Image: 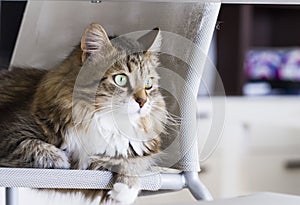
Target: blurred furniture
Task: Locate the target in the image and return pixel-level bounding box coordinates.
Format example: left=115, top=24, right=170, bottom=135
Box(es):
left=198, top=97, right=300, bottom=198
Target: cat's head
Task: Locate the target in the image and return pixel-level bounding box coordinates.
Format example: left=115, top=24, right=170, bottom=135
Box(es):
left=78, top=24, right=166, bottom=138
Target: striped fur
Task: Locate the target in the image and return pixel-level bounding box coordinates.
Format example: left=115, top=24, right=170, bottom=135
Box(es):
left=0, top=24, right=167, bottom=204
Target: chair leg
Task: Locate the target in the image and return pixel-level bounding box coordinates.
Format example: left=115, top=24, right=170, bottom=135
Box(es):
left=5, top=188, right=18, bottom=205
left=183, top=171, right=213, bottom=201
left=140, top=171, right=212, bottom=201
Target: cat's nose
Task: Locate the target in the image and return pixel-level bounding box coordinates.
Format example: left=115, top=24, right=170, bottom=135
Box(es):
left=134, top=89, right=147, bottom=108
left=135, top=97, right=147, bottom=108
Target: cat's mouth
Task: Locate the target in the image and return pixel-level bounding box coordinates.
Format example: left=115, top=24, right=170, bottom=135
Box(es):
left=127, top=98, right=150, bottom=116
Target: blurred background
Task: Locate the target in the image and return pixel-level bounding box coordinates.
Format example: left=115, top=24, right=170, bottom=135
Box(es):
left=215, top=4, right=300, bottom=96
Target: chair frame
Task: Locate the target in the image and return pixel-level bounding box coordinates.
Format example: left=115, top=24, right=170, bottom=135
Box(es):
left=3, top=170, right=212, bottom=205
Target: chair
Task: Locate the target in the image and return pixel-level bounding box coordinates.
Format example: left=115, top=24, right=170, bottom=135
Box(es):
left=1, top=1, right=221, bottom=204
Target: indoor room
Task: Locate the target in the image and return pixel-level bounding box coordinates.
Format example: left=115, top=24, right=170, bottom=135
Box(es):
left=0, top=1, right=299, bottom=205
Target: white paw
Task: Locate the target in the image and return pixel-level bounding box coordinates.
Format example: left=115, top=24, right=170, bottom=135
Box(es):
left=108, top=183, right=139, bottom=205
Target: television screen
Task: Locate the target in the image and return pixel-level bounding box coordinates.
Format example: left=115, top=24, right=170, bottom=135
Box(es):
left=244, top=48, right=300, bottom=95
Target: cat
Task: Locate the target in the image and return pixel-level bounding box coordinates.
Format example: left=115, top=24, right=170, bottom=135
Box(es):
left=0, top=23, right=168, bottom=205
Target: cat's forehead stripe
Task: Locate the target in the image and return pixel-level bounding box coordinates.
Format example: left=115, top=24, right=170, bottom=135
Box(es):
left=126, top=55, right=132, bottom=73
left=127, top=54, right=142, bottom=73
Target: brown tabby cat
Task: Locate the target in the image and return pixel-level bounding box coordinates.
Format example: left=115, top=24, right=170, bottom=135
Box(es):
left=0, top=24, right=167, bottom=204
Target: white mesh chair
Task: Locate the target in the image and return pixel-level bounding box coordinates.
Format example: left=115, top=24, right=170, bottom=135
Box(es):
left=1, top=1, right=220, bottom=204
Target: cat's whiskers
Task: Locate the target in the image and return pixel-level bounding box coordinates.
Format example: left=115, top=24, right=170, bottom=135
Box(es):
left=151, top=104, right=181, bottom=125
left=72, top=107, right=102, bottom=126
left=150, top=115, right=180, bottom=136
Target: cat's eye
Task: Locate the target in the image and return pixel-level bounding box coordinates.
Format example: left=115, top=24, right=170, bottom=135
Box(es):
left=114, top=74, right=128, bottom=87
left=145, top=78, right=153, bottom=90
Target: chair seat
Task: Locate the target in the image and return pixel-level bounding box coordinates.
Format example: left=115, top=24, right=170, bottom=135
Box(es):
left=0, top=168, right=161, bottom=191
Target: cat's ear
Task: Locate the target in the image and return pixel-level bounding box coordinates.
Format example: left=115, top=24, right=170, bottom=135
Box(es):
left=137, top=27, right=161, bottom=52
left=81, top=23, right=113, bottom=62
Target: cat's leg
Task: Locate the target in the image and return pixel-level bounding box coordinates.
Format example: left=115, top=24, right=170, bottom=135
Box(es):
left=88, top=156, right=142, bottom=205
left=3, top=139, right=70, bottom=169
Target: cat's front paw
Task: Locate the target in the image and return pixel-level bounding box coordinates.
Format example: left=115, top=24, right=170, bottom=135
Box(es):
left=20, top=139, right=70, bottom=169
left=107, top=183, right=139, bottom=205
left=36, top=147, right=70, bottom=169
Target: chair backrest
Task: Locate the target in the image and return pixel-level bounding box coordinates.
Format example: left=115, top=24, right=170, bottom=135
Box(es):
left=10, top=1, right=221, bottom=172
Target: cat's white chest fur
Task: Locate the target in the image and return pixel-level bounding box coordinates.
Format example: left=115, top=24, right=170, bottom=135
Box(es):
left=63, top=110, right=152, bottom=169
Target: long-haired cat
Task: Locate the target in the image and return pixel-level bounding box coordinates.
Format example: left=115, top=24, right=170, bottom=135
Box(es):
left=0, top=23, right=167, bottom=205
